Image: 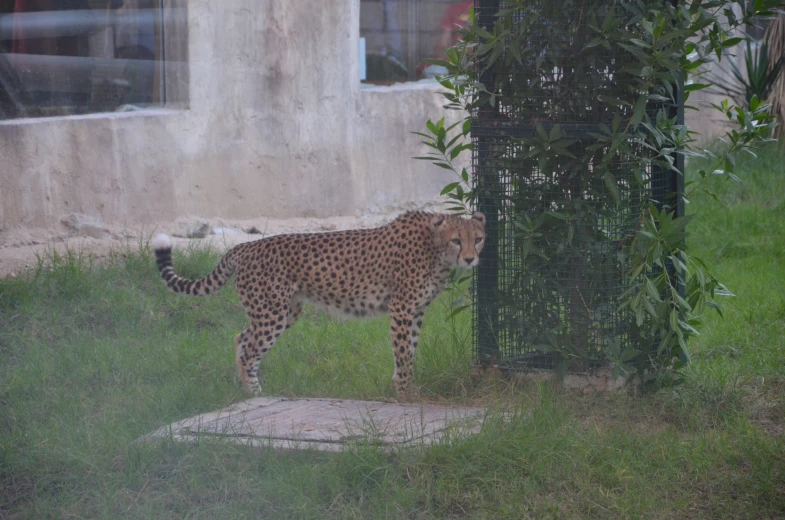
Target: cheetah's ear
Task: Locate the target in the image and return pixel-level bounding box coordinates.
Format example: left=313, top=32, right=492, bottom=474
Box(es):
left=471, top=211, right=486, bottom=226
left=430, top=215, right=445, bottom=229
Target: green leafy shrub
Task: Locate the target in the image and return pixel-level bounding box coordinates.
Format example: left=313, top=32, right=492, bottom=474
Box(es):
left=417, top=0, right=780, bottom=384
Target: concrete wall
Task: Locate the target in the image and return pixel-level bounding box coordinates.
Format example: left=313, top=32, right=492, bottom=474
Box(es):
left=0, top=0, right=746, bottom=240
left=0, top=0, right=460, bottom=237
left=686, top=88, right=736, bottom=145
left=684, top=47, right=747, bottom=145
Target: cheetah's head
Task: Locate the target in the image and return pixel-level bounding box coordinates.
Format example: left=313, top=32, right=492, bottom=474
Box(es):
left=432, top=212, right=487, bottom=269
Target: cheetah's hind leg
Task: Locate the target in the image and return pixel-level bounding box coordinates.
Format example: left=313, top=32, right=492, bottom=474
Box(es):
left=234, top=302, right=291, bottom=395
left=234, top=328, right=261, bottom=394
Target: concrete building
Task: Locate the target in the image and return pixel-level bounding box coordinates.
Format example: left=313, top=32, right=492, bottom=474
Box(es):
left=0, top=0, right=738, bottom=243
left=0, top=0, right=461, bottom=240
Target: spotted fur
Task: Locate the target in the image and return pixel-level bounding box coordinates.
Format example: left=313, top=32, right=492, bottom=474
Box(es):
left=153, top=211, right=486, bottom=399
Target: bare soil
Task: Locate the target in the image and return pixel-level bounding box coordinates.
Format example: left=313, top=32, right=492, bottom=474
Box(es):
left=0, top=213, right=399, bottom=278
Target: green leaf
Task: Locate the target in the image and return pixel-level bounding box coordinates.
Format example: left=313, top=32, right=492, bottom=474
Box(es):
left=669, top=309, right=679, bottom=333
left=603, top=172, right=620, bottom=205
left=433, top=162, right=454, bottom=170
left=440, top=182, right=461, bottom=195
left=619, top=348, right=640, bottom=363
left=684, top=82, right=711, bottom=92
left=446, top=305, right=470, bottom=320
left=631, top=95, right=648, bottom=128
left=721, top=36, right=745, bottom=48
left=556, top=359, right=572, bottom=380
left=535, top=122, right=549, bottom=141
left=645, top=278, right=661, bottom=301
left=585, top=37, right=606, bottom=49
left=598, top=95, right=632, bottom=107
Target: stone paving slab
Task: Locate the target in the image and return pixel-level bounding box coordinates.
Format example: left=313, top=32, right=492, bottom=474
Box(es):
left=143, top=397, right=487, bottom=452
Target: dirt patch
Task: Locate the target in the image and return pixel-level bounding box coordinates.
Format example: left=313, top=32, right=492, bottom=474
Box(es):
left=748, top=380, right=785, bottom=437
left=470, top=364, right=633, bottom=395
left=0, top=213, right=405, bottom=278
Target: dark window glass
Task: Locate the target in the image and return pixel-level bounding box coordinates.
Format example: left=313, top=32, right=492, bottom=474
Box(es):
left=360, top=0, right=472, bottom=84
left=0, top=0, right=166, bottom=120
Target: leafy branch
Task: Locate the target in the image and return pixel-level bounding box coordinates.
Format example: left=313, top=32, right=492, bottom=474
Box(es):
left=413, top=117, right=473, bottom=213
left=415, top=0, right=781, bottom=384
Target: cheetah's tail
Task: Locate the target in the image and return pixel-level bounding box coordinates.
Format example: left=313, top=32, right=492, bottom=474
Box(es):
left=152, top=234, right=238, bottom=296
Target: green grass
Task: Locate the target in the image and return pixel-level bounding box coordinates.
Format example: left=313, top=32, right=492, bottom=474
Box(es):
left=1, top=146, right=784, bottom=518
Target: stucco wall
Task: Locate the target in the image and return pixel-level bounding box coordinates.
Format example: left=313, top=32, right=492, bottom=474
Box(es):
left=0, top=0, right=745, bottom=241
left=0, top=0, right=460, bottom=237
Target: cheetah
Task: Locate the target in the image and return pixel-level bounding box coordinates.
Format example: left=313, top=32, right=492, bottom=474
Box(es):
left=152, top=211, right=486, bottom=399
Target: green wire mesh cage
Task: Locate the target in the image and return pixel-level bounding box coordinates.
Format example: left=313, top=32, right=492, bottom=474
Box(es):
left=471, top=0, right=683, bottom=374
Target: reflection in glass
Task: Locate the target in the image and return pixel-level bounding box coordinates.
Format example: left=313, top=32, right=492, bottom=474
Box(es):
left=360, top=0, right=473, bottom=84
left=0, top=0, right=164, bottom=120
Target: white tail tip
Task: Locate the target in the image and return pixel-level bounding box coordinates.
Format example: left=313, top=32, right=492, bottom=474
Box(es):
left=152, top=233, right=172, bottom=251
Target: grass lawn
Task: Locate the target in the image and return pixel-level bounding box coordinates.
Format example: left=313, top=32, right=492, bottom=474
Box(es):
left=1, top=146, right=784, bottom=519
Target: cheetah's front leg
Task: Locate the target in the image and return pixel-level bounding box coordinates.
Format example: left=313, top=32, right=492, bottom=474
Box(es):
left=389, top=306, right=416, bottom=400
left=409, top=310, right=425, bottom=364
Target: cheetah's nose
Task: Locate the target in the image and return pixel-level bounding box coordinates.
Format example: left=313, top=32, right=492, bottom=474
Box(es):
left=464, top=257, right=475, bottom=264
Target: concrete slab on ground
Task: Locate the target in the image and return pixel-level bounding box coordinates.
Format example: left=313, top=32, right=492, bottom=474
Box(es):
left=143, top=397, right=487, bottom=452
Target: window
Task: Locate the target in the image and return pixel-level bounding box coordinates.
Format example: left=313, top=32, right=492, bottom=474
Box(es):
left=0, top=0, right=179, bottom=120
left=360, top=0, right=472, bottom=84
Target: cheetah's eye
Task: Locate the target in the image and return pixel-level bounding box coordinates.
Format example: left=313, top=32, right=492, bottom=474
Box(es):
left=452, top=238, right=461, bottom=246
left=475, top=237, right=484, bottom=245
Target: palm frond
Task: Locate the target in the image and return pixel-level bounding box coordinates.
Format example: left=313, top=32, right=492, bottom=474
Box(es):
left=766, top=13, right=785, bottom=139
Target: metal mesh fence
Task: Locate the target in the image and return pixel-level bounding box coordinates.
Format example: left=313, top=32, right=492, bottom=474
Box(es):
left=471, top=0, right=681, bottom=372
